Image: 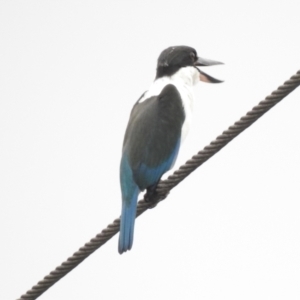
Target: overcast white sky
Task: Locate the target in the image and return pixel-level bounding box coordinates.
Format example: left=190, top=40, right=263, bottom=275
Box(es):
left=1, top=1, right=300, bottom=299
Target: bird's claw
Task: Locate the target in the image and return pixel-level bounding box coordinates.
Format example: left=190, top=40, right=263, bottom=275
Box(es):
left=144, top=190, right=170, bottom=209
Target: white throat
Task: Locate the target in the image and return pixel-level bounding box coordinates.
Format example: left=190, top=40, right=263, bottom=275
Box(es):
left=139, top=66, right=199, bottom=141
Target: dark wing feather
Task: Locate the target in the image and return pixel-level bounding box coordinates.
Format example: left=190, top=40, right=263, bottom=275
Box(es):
left=122, top=84, right=185, bottom=190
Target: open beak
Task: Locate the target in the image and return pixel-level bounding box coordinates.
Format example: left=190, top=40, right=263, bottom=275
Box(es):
left=195, top=56, right=224, bottom=83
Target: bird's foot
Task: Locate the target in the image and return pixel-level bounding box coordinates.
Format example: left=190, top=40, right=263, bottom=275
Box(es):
left=144, top=184, right=169, bottom=208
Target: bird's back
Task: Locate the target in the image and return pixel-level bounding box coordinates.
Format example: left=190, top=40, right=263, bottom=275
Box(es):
left=122, top=84, right=185, bottom=190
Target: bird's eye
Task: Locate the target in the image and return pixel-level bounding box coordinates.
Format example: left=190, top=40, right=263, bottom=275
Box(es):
left=190, top=52, right=196, bottom=61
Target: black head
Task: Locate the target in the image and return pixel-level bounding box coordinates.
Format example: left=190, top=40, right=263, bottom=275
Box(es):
left=155, top=45, right=223, bottom=83
left=156, top=46, right=196, bottom=78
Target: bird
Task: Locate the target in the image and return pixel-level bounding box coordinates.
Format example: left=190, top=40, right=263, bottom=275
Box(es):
left=119, top=45, right=223, bottom=254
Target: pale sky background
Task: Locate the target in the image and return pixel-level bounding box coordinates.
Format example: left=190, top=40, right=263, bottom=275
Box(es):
left=1, top=1, right=300, bottom=299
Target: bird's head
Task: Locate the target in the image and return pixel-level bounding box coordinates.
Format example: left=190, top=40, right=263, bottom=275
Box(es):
left=156, top=45, right=223, bottom=83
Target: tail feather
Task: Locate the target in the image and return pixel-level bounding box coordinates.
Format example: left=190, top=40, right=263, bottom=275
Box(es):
left=118, top=187, right=139, bottom=254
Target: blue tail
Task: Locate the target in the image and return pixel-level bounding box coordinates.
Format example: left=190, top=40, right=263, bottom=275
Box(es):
left=119, top=189, right=139, bottom=254
left=119, top=155, right=140, bottom=254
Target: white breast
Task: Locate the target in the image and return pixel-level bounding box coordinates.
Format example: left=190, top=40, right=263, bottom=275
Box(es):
left=139, top=66, right=199, bottom=142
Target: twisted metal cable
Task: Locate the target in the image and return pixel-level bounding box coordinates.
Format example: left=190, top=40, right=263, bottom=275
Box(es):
left=17, top=70, right=300, bottom=300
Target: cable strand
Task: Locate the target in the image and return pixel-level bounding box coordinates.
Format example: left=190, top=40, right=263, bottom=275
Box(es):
left=17, top=70, right=300, bottom=300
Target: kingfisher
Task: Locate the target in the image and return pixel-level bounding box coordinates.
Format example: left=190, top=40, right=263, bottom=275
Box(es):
left=119, top=45, right=223, bottom=254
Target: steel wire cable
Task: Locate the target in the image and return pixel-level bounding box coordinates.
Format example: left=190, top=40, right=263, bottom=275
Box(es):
left=17, top=70, right=300, bottom=300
